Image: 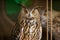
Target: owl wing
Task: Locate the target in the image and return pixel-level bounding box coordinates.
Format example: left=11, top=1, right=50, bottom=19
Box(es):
left=11, top=22, right=21, bottom=40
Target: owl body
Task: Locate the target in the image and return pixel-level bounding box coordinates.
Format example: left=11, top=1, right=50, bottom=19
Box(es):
left=17, top=8, right=42, bottom=40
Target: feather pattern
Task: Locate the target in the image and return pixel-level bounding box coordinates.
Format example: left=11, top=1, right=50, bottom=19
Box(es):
left=11, top=7, right=42, bottom=40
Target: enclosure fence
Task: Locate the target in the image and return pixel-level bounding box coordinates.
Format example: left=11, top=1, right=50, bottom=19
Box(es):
left=47, top=0, right=52, bottom=40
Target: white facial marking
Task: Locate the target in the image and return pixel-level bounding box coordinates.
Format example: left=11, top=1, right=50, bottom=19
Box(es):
left=26, top=12, right=34, bottom=18
left=30, top=12, right=34, bottom=17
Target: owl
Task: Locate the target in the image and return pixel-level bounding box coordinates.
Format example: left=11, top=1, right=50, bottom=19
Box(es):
left=40, top=9, right=60, bottom=40
left=11, top=7, right=42, bottom=40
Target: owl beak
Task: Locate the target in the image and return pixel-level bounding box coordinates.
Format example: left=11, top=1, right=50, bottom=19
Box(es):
left=26, top=13, right=34, bottom=19
left=28, top=13, right=30, bottom=17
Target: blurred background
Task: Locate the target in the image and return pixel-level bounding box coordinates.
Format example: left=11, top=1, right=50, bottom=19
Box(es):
left=0, top=0, right=60, bottom=40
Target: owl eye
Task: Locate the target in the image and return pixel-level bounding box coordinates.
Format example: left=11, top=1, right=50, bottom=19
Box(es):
left=32, top=10, right=35, bottom=14
left=23, top=8, right=28, bottom=13
left=31, top=8, right=39, bottom=14
left=21, top=8, right=28, bottom=14
left=44, top=13, right=47, bottom=16
left=25, top=9, right=28, bottom=13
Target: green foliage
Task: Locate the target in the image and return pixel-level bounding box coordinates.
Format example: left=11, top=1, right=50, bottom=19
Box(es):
left=15, top=0, right=32, bottom=7
left=5, top=0, right=32, bottom=21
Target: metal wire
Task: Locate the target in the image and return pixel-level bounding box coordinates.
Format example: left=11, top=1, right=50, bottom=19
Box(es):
left=47, top=0, right=48, bottom=40
left=50, top=0, right=52, bottom=40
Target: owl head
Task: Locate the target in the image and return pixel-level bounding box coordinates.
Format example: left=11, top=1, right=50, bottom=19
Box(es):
left=18, top=6, right=41, bottom=23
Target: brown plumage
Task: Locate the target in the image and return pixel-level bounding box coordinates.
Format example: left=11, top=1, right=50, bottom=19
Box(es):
left=11, top=7, right=42, bottom=40
left=18, top=7, right=42, bottom=40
